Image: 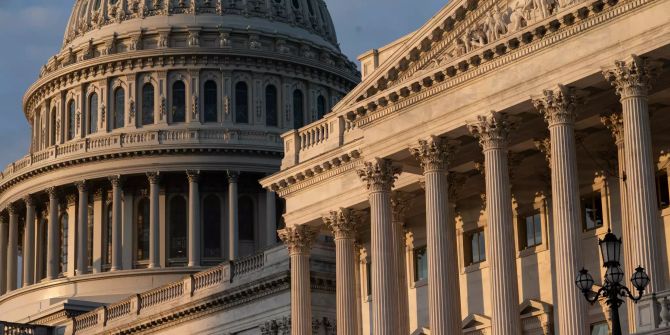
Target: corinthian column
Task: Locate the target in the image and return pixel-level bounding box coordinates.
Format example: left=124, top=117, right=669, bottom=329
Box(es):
left=75, top=181, right=89, bottom=275
left=603, top=56, right=663, bottom=292
left=410, top=137, right=462, bottom=335
left=357, top=158, right=402, bottom=335
left=187, top=170, right=201, bottom=267
left=391, top=193, right=411, bottom=335
left=7, top=204, right=18, bottom=291
left=468, top=112, right=521, bottom=335
left=147, top=172, right=161, bottom=268
left=533, top=86, right=587, bottom=335
left=109, top=176, right=123, bottom=271
left=324, top=208, right=360, bottom=335
left=0, top=215, right=7, bottom=294
left=602, top=113, right=635, bottom=332
left=46, top=188, right=60, bottom=280
left=23, top=195, right=36, bottom=286
left=279, top=225, right=318, bottom=335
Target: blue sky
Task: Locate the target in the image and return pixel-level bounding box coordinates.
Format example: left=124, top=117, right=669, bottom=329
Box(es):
left=0, top=0, right=446, bottom=168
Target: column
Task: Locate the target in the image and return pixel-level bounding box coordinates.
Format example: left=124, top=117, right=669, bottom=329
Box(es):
left=278, top=225, right=318, bottom=335
left=0, top=215, right=7, bottom=294
left=23, top=196, right=36, bottom=286
left=533, top=86, right=587, bottom=335
left=187, top=170, right=201, bottom=267
left=468, top=112, right=521, bottom=335
left=410, top=138, right=462, bottom=335
left=147, top=172, right=161, bottom=268
left=76, top=181, right=89, bottom=275
left=109, top=176, right=123, bottom=271
left=602, top=113, right=636, bottom=333
left=46, top=187, right=59, bottom=280
left=35, top=211, right=45, bottom=281
left=390, top=194, right=412, bottom=335
left=7, top=204, right=18, bottom=291
left=228, top=171, right=239, bottom=260
left=265, top=189, right=277, bottom=247
left=603, top=56, right=663, bottom=292
left=324, top=209, right=359, bottom=335
left=356, top=158, right=402, bottom=335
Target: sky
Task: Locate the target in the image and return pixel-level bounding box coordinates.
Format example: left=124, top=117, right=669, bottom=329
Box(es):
left=0, top=0, right=446, bottom=168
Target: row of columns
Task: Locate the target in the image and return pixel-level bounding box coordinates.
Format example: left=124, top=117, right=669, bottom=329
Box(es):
left=279, top=56, right=664, bottom=335
left=0, top=170, right=248, bottom=295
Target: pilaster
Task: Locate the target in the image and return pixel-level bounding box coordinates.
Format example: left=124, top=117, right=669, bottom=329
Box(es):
left=147, top=172, right=161, bottom=268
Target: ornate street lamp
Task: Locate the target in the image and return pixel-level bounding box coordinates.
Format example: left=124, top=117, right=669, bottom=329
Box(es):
left=575, top=230, right=650, bottom=335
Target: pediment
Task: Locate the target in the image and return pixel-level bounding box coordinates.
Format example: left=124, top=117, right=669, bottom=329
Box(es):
left=520, top=299, right=553, bottom=316
left=410, top=327, right=431, bottom=335
left=462, top=313, right=492, bottom=329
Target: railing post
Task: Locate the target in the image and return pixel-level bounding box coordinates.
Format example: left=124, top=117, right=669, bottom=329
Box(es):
left=130, top=294, right=141, bottom=315
left=185, top=274, right=195, bottom=296
left=280, top=130, right=300, bottom=168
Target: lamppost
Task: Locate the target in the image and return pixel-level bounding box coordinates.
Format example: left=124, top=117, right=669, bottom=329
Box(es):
left=574, top=230, right=650, bottom=335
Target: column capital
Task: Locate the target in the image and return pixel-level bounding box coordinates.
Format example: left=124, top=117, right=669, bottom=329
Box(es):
left=75, top=180, right=88, bottom=193
left=23, top=195, right=35, bottom=207
left=534, top=137, right=551, bottom=165
left=409, top=136, right=458, bottom=172
left=146, top=171, right=161, bottom=184
left=601, top=112, right=625, bottom=145
left=323, top=208, right=360, bottom=240
left=603, top=55, right=656, bottom=99
left=532, top=85, right=578, bottom=126
left=356, top=158, right=401, bottom=193
left=46, top=186, right=59, bottom=199
left=66, top=193, right=78, bottom=206
left=93, top=188, right=105, bottom=201
left=227, top=170, right=240, bottom=183
left=278, top=225, right=319, bottom=256
left=108, top=175, right=123, bottom=188
left=6, top=203, right=18, bottom=215
left=391, top=192, right=412, bottom=223
left=467, top=111, right=513, bottom=150
left=186, top=170, right=201, bottom=183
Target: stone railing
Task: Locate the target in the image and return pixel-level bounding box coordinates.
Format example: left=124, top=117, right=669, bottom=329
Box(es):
left=0, top=127, right=283, bottom=188
left=69, top=248, right=273, bottom=334
left=0, top=321, right=54, bottom=335
left=635, top=290, right=670, bottom=334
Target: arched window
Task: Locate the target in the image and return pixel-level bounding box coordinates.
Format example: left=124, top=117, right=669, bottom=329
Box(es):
left=202, top=195, right=221, bottom=258
left=50, top=107, right=57, bottom=145
left=293, top=89, right=304, bottom=129
left=169, top=196, right=188, bottom=261
left=235, top=82, right=249, bottom=124
left=59, top=213, right=68, bottom=274
left=172, top=81, right=186, bottom=123
left=317, top=95, right=327, bottom=119
left=142, top=84, right=155, bottom=126
left=265, top=85, right=278, bottom=127
left=204, top=81, right=218, bottom=123
left=67, top=100, right=76, bottom=140
left=136, top=198, right=150, bottom=262
left=113, top=87, right=125, bottom=129
left=239, top=196, right=254, bottom=241
left=89, top=93, right=98, bottom=134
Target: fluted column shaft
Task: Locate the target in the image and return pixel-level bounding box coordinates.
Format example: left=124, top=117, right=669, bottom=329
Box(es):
left=0, top=216, right=7, bottom=294
left=534, top=87, right=587, bottom=335
left=279, top=225, right=318, bottom=335
left=228, top=171, right=239, bottom=260
left=147, top=172, right=160, bottom=268
left=604, top=57, right=663, bottom=292
left=325, top=209, right=360, bottom=335
left=76, top=182, right=89, bottom=275
left=469, top=112, right=521, bottom=335
left=187, top=170, right=201, bottom=267
left=23, top=197, right=36, bottom=286
left=357, top=159, right=402, bottom=335
left=391, top=197, right=411, bottom=335
left=7, top=205, right=18, bottom=291
left=110, top=176, right=123, bottom=271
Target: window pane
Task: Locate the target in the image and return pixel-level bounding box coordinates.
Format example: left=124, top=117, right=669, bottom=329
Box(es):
left=204, top=81, right=218, bottom=123
left=114, top=88, right=125, bottom=129
left=169, top=197, right=187, bottom=260
left=89, top=93, right=98, bottom=134
left=203, top=195, right=221, bottom=258
left=105, top=203, right=113, bottom=265
left=591, top=322, right=609, bottom=335
left=479, top=232, right=486, bottom=262
left=266, top=85, right=278, bottom=127
left=471, top=233, right=479, bottom=264
left=142, top=84, right=155, bottom=125
left=172, top=81, right=186, bottom=123
left=136, top=198, right=150, bottom=261
left=534, top=214, right=542, bottom=246
left=235, top=82, right=249, bottom=124
left=60, top=213, right=68, bottom=273
left=583, top=193, right=603, bottom=230
left=525, top=216, right=534, bottom=248
left=414, top=247, right=428, bottom=282
left=68, top=101, right=76, bottom=140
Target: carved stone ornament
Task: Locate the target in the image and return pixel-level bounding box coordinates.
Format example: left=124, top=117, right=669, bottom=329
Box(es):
left=109, top=175, right=123, bottom=188
left=603, top=55, right=656, bottom=99
left=191, top=95, right=199, bottom=120
left=391, top=192, right=412, bottom=222
left=532, top=84, right=578, bottom=126
left=409, top=136, right=458, bottom=172
left=601, top=112, right=625, bottom=145
left=467, top=111, right=513, bottom=150
left=159, top=96, right=167, bottom=120
left=323, top=208, right=360, bottom=240
left=356, top=158, right=402, bottom=193
left=186, top=170, right=201, bottom=183
left=278, top=225, right=319, bottom=256
left=146, top=171, right=161, bottom=184
left=534, top=137, right=552, bottom=164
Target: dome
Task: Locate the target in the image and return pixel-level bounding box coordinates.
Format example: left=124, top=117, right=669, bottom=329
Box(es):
left=63, top=0, right=340, bottom=51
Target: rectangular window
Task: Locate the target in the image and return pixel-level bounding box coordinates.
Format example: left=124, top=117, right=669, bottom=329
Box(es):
left=582, top=192, right=604, bottom=231
left=413, top=246, right=428, bottom=282
left=590, top=322, right=609, bottom=335
left=656, top=171, right=669, bottom=209
left=466, top=230, right=486, bottom=265
left=522, top=213, right=543, bottom=249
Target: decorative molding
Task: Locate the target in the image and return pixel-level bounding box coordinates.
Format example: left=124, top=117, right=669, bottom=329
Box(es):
left=467, top=111, right=513, bottom=150
left=602, top=55, right=657, bottom=99
left=278, top=225, right=319, bottom=256
left=323, top=208, right=361, bottom=240
left=409, top=136, right=459, bottom=172
left=532, top=85, right=579, bottom=126
left=356, top=158, right=402, bottom=193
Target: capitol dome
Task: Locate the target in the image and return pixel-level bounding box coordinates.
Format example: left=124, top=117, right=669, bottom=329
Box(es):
left=0, top=0, right=358, bottom=329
